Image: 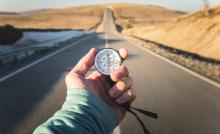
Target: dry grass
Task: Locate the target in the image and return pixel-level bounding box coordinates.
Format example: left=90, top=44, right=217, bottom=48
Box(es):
left=0, top=5, right=105, bottom=30
left=0, top=3, right=184, bottom=31
left=124, top=4, right=220, bottom=60
left=110, top=3, right=184, bottom=30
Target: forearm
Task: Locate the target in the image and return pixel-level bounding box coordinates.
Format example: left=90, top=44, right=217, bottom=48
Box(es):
left=34, top=89, right=119, bottom=134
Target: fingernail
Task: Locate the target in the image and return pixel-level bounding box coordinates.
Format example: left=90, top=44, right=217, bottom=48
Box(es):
left=116, top=97, right=124, bottom=104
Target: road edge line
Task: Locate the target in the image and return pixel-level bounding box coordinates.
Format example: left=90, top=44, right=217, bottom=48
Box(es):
left=0, top=34, right=94, bottom=83
left=125, top=36, right=220, bottom=89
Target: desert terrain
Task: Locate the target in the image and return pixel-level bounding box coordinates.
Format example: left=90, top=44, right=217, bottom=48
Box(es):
left=124, top=4, right=220, bottom=60
left=0, top=5, right=105, bottom=30
left=0, top=3, right=183, bottom=44
left=111, top=3, right=184, bottom=31
left=0, top=3, right=183, bottom=30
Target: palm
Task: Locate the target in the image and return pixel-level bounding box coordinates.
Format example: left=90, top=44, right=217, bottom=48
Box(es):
left=87, top=72, right=125, bottom=120
left=66, top=71, right=125, bottom=120
left=65, top=48, right=132, bottom=120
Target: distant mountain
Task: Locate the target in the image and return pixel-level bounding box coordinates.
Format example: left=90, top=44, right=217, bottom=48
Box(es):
left=21, top=9, right=53, bottom=15
left=0, top=9, right=52, bottom=15
left=0, top=12, right=18, bottom=15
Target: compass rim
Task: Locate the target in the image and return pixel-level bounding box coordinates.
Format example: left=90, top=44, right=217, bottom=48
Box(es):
left=94, top=48, right=122, bottom=76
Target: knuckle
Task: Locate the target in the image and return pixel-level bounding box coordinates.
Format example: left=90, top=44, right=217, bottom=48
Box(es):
left=119, top=66, right=129, bottom=77
left=117, top=81, right=126, bottom=90
left=129, top=88, right=137, bottom=99
left=112, top=65, right=129, bottom=81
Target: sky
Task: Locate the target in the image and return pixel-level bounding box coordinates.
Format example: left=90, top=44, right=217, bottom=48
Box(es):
left=0, top=0, right=220, bottom=12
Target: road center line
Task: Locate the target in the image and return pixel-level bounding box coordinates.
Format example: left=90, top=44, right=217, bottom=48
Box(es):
left=0, top=34, right=93, bottom=83
left=105, top=33, right=109, bottom=48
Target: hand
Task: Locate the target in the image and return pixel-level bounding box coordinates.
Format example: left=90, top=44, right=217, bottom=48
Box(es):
left=65, top=48, right=136, bottom=120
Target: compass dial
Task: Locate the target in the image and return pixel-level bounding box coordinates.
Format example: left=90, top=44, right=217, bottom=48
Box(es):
left=95, top=48, right=122, bottom=75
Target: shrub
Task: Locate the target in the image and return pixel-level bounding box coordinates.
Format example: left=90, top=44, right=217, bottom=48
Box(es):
left=0, top=25, right=23, bottom=45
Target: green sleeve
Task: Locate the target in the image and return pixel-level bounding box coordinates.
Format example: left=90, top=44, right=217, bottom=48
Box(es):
left=33, top=89, right=119, bottom=134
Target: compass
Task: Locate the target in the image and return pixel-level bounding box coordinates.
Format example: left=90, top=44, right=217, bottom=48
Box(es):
left=94, top=48, right=122, bottom=75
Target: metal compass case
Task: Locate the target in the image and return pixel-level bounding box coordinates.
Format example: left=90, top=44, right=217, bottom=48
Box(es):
left=94, top=48, right=122, bottom=76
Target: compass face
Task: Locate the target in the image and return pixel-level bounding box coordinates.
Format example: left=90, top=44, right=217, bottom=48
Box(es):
left=95, top=48, right=122, bottom=75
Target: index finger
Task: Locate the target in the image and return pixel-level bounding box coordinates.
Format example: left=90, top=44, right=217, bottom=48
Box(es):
left=119, top=48, right=128, bottom=60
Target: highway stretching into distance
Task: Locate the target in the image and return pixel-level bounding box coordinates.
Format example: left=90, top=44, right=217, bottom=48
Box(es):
left=0, top=8, right=220, bottom=134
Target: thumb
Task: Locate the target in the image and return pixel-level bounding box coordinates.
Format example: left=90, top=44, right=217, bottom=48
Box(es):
left=72, top=48, right=96, bottom=76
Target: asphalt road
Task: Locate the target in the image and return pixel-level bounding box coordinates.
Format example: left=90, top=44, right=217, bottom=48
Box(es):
left=0, top=8, right=220, bottom=134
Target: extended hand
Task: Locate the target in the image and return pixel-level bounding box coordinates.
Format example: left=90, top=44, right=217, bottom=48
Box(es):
left=65, top=48, right=136, bottom=120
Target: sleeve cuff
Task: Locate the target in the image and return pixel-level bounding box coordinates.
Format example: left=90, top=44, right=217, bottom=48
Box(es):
left=63, top=88, right=119, bottom=133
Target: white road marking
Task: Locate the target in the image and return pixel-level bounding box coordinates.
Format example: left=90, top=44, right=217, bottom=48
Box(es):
left=0, top=35, right=93, bottom=83
left=105, top=33, right=109, bottom=48
left=126, top=37, right=220, bottom=89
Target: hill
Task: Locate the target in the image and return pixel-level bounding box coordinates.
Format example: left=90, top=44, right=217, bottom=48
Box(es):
left=21, top=9, right=52, bottom=15
left=0, top=3, right=184, bottom=31
left=111, top=3, right=185, bottom=31
left=125, top=4, right=220, bottom=60
left=0, top=5, right=105, bottom=30
left=0, top=12, right=18, bottom=15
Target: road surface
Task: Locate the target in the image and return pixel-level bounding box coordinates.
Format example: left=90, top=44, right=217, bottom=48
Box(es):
left=0, top=8, right=220, bottom=134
